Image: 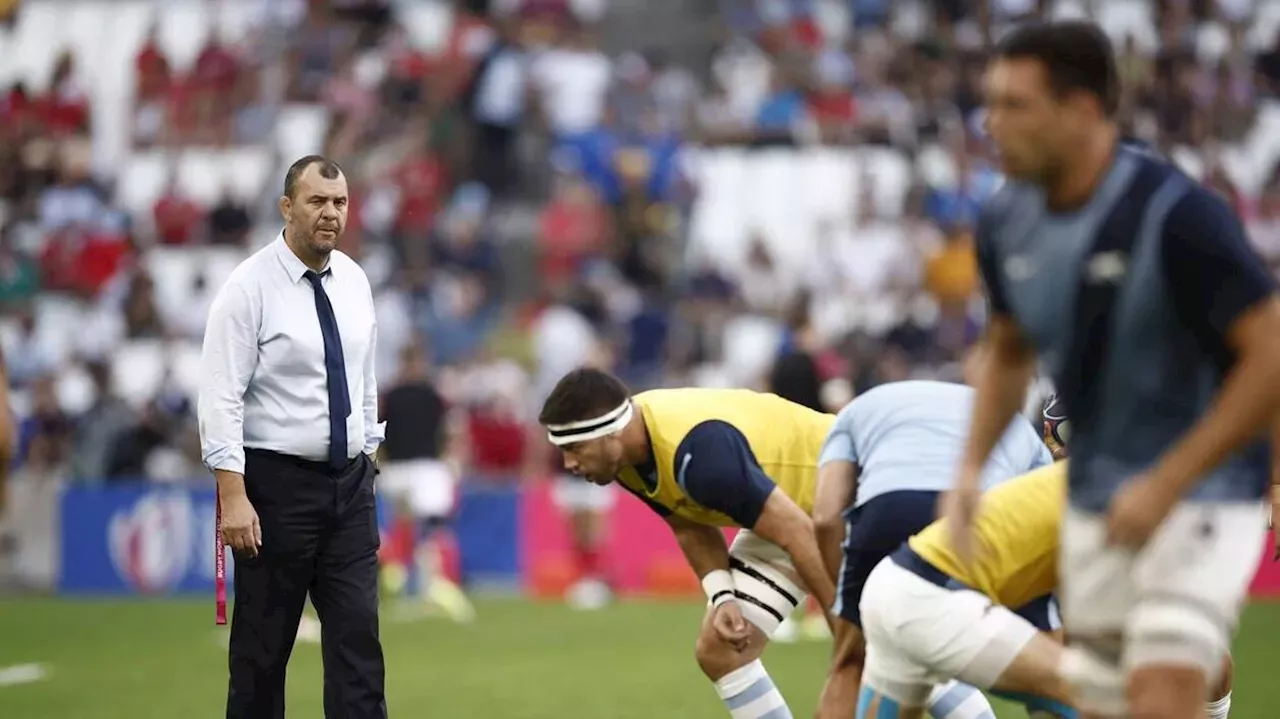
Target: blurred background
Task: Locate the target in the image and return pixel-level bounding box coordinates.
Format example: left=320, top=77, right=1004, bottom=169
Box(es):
left=2, top=0, right=1280, bottom=716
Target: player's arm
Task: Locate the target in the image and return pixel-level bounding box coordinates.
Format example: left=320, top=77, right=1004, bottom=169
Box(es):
left=1147, top=188, right=1280, bottom=500
left=665, top=512, right=733, bottom=580
left=812, top=460, right=857, bottom=582
left=812, top=410, right=860, bottom=581
left=677, top=421, right=837, bottom=611
left=958, top=213, right=1037, bottom=489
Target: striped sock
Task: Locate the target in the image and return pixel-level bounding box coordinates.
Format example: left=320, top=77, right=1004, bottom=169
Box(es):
left=927, top=681, right=997, bottom=719
left=1205, top=692, right=1231, bottom=719
left=713, top=660, right=793, bottom=719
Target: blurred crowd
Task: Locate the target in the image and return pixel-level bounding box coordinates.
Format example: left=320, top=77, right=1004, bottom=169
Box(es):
left=1, top=0, right=1279, bottom=489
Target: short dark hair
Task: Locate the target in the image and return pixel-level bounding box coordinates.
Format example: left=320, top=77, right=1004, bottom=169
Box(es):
left=538, top=368, right=631, bottom=427
left=995, top=21, right=1120, bottom=117
left=283, top=155, right=344, bottom=199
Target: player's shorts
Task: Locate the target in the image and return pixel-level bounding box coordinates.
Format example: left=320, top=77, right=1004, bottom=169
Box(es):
left=726, top=529, right=807, bottom=638
left=1058, top=500, right=1266, bottom=710
left=552, top=475, right=616, bottom=512
left=377, top=459, right=457, bottom=519
left=858, top=546, right=1056, bottom=706
left=832, top=489, right=941, bottom=627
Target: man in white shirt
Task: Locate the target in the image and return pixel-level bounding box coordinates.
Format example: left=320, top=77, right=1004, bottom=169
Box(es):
left=198, top=156, right=387, bottom=719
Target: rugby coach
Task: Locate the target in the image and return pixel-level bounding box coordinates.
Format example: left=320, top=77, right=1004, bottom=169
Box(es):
left=198, top=155, right=388, bottom=718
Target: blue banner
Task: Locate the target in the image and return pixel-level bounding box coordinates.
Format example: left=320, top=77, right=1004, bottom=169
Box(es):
left=57, top=481, right=522, bottom=596
left=59, top=484, right=228, bottom=594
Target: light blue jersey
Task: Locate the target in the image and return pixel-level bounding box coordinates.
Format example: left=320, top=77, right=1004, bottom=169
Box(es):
left=818, top=380, right=1052, bottom=508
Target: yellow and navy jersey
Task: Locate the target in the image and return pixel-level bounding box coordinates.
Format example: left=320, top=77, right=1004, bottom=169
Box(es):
left=908, top=461, right=1066, bottom=609
left=615, top=388, right=836, bottom=528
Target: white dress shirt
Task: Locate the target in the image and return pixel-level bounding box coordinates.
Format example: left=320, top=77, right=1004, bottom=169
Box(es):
left=198, top=234, right=386, bottom=474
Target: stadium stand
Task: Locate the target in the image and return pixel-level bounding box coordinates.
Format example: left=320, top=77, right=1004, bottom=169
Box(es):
left=0, top=0, right=1279, bottom=589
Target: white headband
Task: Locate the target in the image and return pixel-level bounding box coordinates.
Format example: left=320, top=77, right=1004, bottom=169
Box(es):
left=545, top=401, right=634, bottom=446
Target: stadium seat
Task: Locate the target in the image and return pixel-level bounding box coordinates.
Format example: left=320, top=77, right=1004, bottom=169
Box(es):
left=110, top=340, right=167, bottom=406
left=399, top=0, right=454, bottom=53
left=31, top=296, right=86, bottom=368
left=55, top=364, right=97, bottom=415
left=215, top=0, right=260, bottom=47
left=274, top=105, right=332, bottom=166
left=221, top=147, right=274, bottom=204
left=858, top=147, right=910, bottom=218
left=1049, top=0, right=1088, bottom=21
left=1248, top=0, right=1280, bottom=52
left=9, top=1, right=62, bottom=90
left=1096, top=0, right=1158, bottom=54
left=117, top=151, right=173, bottom=219
left=1195, top=22, right=1232, bottom=64
left=144, top=247, right=202, bottom=312
left=176, top=150, right=226, bottom=206
left=169, top=340, right=205, bottom=399
left=156, top=1, right=212, bottom=72
left=916, top=143, right=958, bottom=190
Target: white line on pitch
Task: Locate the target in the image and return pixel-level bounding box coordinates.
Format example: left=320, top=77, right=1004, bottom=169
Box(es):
left=0, top=663, right=49, bottom=687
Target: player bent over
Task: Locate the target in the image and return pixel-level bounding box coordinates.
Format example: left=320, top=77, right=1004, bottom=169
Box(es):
left=857, top=462, right=1075, bottom=719
left=812, top=375, right=1052, bottom=719
left=539, top=368, right=837, bottom=719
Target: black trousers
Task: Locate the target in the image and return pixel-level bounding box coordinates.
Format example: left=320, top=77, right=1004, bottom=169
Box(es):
left=227, top=450, right=387, bottom=719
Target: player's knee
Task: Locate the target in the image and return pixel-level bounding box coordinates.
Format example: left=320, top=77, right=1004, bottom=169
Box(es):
left=1211, top=653, right=1234, bottom=700
left=1127, top=666, right=1206, bottom=719
left=694, top=627, right=742, bottom=680
left=831, top=621, right=867, bottom=672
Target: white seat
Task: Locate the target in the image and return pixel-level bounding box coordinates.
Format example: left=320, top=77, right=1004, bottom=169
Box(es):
left=1170, top=146, right=1205, bottom=181
left=915, top=143, right=958, bottom=190
left=1196, top=22, right=1231, bottom=64
left=1049, top=0, right=1088, bottom=21
left=10, top=1, right=62, bottom=90
left=170, top=341, right=205, bottom=399
left=111, top=340, right=167, bottom=407
left=400, top=0, right=453, bottom=53
left=176, top=150, right=225, bottom=206
left=1097, top=0, right=1158, bottom=54
left=56, top=364, right=97, bottom=416
left=221, top=147, right=273, bottom=205
left=1248, top=0, right=1280, bottom=52
left=144, top=248, right=202, bottom=312
left=857, top=147, right=911, bottom=218
left=118, top=151, right=173, bottom=219
left=157, top=1, right=211, bottom=72
left=274, top=105, right=332, bottom=165
left=31, top=295, right=85, bottom=367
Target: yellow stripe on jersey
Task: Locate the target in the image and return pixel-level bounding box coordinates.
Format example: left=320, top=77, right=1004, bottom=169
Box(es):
left=908, top=461, right=1067, bottom=609
left=615, top=388, right=835, bottom=526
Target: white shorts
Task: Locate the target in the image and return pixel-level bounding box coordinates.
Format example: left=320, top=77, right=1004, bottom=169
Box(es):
left=377, top=459, right=457, bottom=519
left=858, top=558, right=1040, bottom=706
left=725, top=530, right=807, bottom=638
left=1058, top=501, right=1266, bottom=704
left=552, top=476, right=617, bottom=512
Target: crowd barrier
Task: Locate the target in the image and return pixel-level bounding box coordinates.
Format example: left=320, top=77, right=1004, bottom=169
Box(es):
left=52, top=480, right=1280, bottom=598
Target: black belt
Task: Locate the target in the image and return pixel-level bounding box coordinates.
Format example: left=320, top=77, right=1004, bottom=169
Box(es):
left=245, top=448, right=360, bottom=475
left=890, top=545, right=969, bottom=591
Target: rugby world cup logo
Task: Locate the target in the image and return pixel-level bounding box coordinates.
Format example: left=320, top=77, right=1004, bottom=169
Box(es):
left=108, top=492, right=194, bottom=593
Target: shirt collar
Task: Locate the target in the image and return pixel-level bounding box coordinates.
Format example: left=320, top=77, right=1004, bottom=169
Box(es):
left=273, top=230, right=332, bottom=283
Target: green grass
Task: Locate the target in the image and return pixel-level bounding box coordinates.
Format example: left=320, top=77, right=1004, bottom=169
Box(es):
left=0, top=597, right=1276, bottom=718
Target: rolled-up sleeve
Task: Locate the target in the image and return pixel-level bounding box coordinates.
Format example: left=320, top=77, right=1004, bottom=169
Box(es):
left=198, top=281, right=261, bottom=474
left=362, top=311, right=386, bottom=455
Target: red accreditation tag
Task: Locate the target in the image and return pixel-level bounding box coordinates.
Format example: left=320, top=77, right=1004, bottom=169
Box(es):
left=215, top=493, right=227, bottom=626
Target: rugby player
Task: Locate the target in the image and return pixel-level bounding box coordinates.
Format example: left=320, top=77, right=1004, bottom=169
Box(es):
left=538, top=368, right=837, bottom=719
left=854, top=399, right=1239, bottom=719
left=949, top=21, right=1280, bottom=718
left=813, top=355, right=1053, bottom=719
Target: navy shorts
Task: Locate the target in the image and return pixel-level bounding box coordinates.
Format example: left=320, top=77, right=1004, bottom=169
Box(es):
left=833, top=490, right=941, bottom=627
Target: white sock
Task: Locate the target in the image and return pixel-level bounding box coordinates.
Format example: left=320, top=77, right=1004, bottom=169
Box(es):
left=1205, top=691, right=1231, bottom=719
left=713, top=660, right=793, bottom=719
left=926, top=681, right=997, bottom=719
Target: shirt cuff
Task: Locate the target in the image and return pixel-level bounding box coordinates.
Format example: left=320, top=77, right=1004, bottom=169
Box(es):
left=204, top=446, right=245, bottom=475
left=363, top=421, right=387, bottom=455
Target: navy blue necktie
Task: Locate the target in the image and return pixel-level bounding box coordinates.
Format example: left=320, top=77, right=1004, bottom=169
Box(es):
left=304, top=270, right=351, bottom=470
